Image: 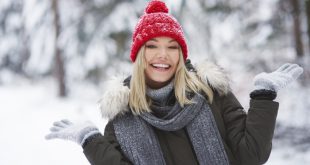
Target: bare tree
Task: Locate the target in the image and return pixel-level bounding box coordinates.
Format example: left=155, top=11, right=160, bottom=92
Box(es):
left=290, top=0, right=304, bottom=57
left=306, top=0, right=310, bottom=54
left=52, top=0, right=66, bottom=97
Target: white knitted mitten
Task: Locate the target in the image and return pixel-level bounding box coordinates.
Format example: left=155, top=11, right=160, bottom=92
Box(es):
left=254, top=63, right=303, bottom=92
left=45, top=119, right=100, bottom=146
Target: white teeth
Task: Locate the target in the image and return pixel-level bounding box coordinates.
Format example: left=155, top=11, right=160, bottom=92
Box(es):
left=152, top=64, right=170, bottom=68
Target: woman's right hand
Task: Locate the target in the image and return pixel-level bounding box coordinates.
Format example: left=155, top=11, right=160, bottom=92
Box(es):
left=45, top=119, right=100, bottom=146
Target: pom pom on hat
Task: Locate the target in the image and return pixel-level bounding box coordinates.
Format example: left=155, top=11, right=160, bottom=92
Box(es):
left=130, top=0, right=188, bottom=62
left=145, top=0, right=168, bottom=14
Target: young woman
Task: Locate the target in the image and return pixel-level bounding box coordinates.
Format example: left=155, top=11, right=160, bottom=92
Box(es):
left=46, top=1, right=303, bottom=165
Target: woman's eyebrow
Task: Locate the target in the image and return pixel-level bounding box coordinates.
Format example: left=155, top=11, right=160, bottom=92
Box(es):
left=169, top=39, right=177, bottom=43
left=149, top=39, right=158, bottom=42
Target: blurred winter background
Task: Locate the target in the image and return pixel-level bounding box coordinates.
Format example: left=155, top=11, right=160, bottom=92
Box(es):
left=0, top=0, right=310, bottom=164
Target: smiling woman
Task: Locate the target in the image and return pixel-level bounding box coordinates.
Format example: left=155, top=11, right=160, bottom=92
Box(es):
left=144, top=37, right=180, bottom=89
left=144, top=37, right=180, bottom=88
left=45, top=0, right=304, bottom=165
left=130, top=36, right=213, bottom=114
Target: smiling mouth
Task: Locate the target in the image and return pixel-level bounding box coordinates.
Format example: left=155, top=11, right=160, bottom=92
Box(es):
left=151, top=63, right=171, bottom=70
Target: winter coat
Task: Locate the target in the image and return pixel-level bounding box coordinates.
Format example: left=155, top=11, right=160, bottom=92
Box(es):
left=83, top=60, right=279, bottom=165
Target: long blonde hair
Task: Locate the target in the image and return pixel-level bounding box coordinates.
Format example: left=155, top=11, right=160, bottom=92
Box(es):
left=129, top=46, right=214, bottom=114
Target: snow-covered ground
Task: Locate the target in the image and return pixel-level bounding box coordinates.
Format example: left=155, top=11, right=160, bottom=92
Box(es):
left=0, top=78, right=107, bottom=165
left=0, top=76, right=309, bottom=165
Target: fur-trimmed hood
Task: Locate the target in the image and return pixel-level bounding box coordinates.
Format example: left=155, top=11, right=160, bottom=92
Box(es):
left=99, top=60, right=230, bottom=120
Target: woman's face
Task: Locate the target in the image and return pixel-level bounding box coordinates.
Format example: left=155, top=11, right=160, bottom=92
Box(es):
left=144, top=37, right=180, bottom=89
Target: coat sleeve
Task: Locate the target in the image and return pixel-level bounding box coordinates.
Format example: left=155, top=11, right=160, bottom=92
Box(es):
left=216, top=91, right=279, bottom=165
left=83, top=121, right=133, bottom=165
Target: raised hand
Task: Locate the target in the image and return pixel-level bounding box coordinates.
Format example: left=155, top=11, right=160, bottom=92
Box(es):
left=45, top=119, right=100, bottom=146
left=254, top=63, right=303, bottom=92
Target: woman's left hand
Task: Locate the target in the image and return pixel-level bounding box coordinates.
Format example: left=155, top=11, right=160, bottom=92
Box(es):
left=253, top=63, right=303, bottom=92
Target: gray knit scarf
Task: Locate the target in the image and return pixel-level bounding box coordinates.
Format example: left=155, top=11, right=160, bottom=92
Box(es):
left=113, top=83, right=229, bottom=165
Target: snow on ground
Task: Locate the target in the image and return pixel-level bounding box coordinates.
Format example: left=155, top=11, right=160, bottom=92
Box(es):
left=266, top=145, right=310, bottom=165
left=0, top=78, right=107, bottom=165
left=0, top=77, right=309, bottom=165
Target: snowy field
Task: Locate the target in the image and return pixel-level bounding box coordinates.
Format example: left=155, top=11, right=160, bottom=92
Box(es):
left=0, top=77, right=309, bottom=165
left=0, top=77, right=107, bottom=165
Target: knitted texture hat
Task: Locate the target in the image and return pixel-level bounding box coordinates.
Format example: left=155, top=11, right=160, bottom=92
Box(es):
left=130, top=0, right=188, bottom=62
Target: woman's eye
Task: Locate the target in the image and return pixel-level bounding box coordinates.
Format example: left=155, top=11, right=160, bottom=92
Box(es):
left=146, top=45, right=157, bottom=49
left=168, top=46, right=179, bottom=49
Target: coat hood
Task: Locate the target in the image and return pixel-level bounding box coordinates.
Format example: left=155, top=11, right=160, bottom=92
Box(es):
left=99, top=60, right=230, bottom=120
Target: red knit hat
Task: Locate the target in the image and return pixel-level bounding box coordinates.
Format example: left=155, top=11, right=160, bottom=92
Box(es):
left=130, top=0, right=188, bottom=62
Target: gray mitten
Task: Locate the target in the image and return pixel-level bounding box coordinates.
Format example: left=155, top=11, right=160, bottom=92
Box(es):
left=254, top=63, right=303, bottom=92
left=45, top=119, right=100, bottom=146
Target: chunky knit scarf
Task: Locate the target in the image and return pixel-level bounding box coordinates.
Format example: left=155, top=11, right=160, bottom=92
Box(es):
left=113, top=83, right=229, bottom=165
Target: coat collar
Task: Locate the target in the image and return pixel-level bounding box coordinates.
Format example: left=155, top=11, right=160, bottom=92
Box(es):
left=99, top=59, right=230, bottom=120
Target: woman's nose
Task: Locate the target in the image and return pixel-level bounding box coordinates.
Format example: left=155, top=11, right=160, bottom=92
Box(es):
left=157, top=47, right=168, bottom=58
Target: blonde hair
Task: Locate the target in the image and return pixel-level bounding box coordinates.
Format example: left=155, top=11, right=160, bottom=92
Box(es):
left=129, top=46, right=214, bottom=114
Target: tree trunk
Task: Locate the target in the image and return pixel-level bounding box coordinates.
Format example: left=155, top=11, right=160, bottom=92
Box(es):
left=52, top=0, right=66, bottom=97
left=290, top=0, right=304, bottom=57
left=306, top=0, right=310, bottom=54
